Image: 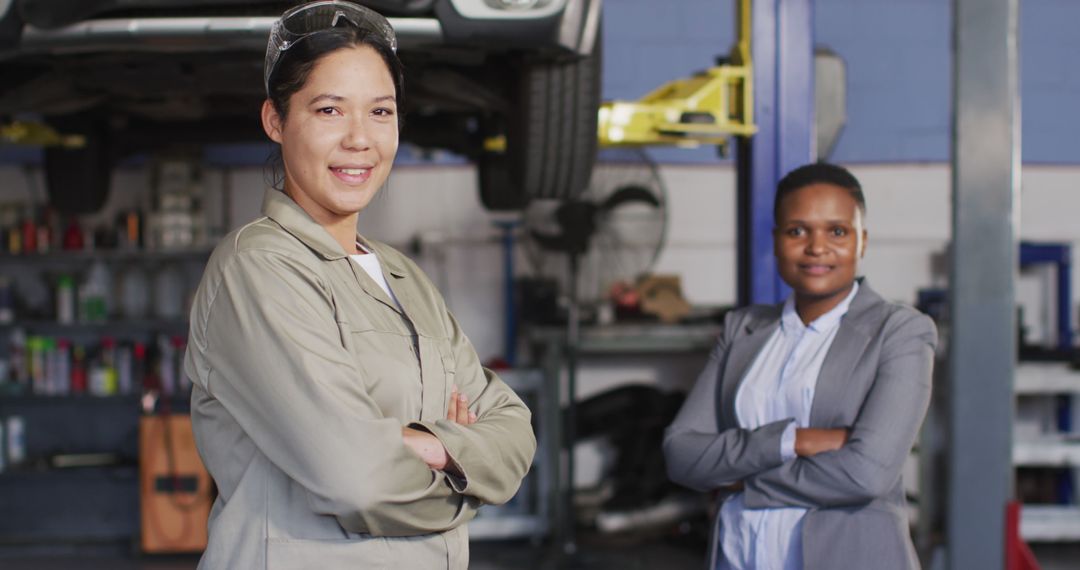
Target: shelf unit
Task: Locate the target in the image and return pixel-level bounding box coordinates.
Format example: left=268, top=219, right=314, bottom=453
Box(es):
left=0, top=249, right=205, bottom=549
left=0, top=248, right=212, bottom=263
left=0, top=248, right=553, bottom=547
left=527, top=323, right=719, bottom=549
left=0, top=465, right=140, bottom=544
left=1020, top=505, right=1080, bottom=542
left=469, top=369, right=552, bottom=542
left=2, top=320, right=189, bottom=336
left=1014, top=362, right=1080, bottom=543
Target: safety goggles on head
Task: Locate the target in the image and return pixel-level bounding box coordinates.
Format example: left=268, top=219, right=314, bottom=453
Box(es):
left=264, top=0, right=398, bottom=96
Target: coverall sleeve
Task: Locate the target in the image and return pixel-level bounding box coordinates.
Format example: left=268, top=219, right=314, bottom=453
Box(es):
left=189, top=249, right=476, bottom=537
left=411, top=307, right=538, bottom=506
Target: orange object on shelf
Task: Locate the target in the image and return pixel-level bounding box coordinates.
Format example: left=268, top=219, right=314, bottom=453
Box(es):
left=636, top=274, right=692, bottom=324
left=138, top=414, right=213, bottom=554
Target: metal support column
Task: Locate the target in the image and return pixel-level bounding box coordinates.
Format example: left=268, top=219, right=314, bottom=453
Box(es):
left=947, top=0, right=1020, bottom=568
left=736, top=0, right=814, bottom=306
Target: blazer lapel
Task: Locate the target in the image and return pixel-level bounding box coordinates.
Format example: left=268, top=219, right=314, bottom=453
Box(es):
left=719, top=311, right=781, bottom=429
left=809, top=282, right=884, bottom=427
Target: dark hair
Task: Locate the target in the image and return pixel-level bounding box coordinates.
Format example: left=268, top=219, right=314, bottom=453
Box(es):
left=773, top=162, right=866, bottom=223
left=265, top=26, right=405, bottom=189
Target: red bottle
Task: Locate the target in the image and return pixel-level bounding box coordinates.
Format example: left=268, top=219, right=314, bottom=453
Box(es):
left=21, top=218, right=36, bottom=254
left=134, top=342, right=149, bottom=389
left=70, top=345, right=87, bottom=394
left=62, top=216, right=85, bottom=251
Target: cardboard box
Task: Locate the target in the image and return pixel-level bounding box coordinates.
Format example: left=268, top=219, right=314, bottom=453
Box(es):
left=138, top=414, right=212, bottom=553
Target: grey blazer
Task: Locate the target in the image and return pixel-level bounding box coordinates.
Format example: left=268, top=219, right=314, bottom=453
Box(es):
left=664, top=282, right=937, bottom=570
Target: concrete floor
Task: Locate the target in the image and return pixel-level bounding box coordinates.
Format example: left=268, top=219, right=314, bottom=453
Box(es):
left=6, top=534, right=1077, bottom=569
left=0, top=533, right=708, bottom=570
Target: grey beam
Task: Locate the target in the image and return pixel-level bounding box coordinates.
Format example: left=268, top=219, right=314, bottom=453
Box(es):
left=947, top=0, right=1020, bottom=569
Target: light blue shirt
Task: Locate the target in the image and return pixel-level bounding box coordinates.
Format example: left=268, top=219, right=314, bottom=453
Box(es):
left=717, top=282, right=859, bottom=570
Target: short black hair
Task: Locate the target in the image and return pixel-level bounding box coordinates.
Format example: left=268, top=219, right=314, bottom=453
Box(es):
left=773, top=162, right=866, bottom=223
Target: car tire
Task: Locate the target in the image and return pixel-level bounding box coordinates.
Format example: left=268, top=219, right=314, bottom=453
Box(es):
left=479, top=42, right=601, bottom=211
left=44, top=116, right=112, bottom=213
left=0, top=0, right=21, bottom=50
left=478, top=154, right=517, bottom=211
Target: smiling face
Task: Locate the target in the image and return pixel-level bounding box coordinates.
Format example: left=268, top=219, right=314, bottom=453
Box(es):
left=774, top=182, right=868, bottom=318
left=261, top=45, right=399, bottom=226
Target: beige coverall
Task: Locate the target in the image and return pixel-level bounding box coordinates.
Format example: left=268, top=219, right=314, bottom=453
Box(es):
left=184, top=189, right=536, bottom=569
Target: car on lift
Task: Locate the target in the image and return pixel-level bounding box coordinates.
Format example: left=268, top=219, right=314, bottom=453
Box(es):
left=0, top=0, right=602, bottom=211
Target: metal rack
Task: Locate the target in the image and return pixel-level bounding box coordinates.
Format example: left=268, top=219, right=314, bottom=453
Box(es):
left=1014, top=362, right=1080, bottom=543
left=468, top=369, right=553, bottom=543
left=0, top=248, right=204, bottom=548
left=527, top=323, right=720, bottom=551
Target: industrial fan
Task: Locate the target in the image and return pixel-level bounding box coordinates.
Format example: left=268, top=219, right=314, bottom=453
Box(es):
left=521, top=147, right=668, bottom=315
left=516, top=148, right=668, bottom=556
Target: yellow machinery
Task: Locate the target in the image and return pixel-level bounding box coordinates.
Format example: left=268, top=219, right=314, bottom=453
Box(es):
left=0, top=120, right=85, bottom=148
left=597, top=0, right=756, bottom=152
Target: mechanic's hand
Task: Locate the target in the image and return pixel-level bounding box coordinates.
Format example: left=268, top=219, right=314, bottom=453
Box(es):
left=402, top=427, right=450, bottom=470
left=447, top=385, right=477, bottom=425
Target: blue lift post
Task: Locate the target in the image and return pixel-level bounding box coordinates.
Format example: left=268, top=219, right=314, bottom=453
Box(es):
left=737, top=0, right=815, bottom=306
left=494, top=219, right=520, bottom=367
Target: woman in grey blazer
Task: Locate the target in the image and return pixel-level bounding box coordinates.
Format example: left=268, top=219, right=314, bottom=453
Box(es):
left=664, top=163, right=937, bottom=570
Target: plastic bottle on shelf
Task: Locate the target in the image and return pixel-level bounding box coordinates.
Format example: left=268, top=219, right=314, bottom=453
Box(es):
left=133, top=342, right=148, bottom=391
left=28, top=336, right=45, bottom=395
left=88, top=339, right=118, bottom=397
left=21, top=214, right=36, bottom=254
left=118, top=210, right=142, bottom=250
left=10, top=328, right=28, bottom=389
left=62, top=215, right=84, bottom=251
left=153, top=263, right=184, bottom=320
left=0, top=276, right=14, bottom=325
left=116, top=343, right=134, bottom=395
left=55, top=339, right=71, bottom=396
left=100, top=337, right=118, bottom=395
left=56, top=275, right=76, bottom=325
left=79, top=261, right=111, bottom=323
left=6, top=207, right=22, bottom=254
left=70, top=345, right=87, bottom=395
left=41, top=337, right=56, bottom=395
left=119, top=265, right=150, bottom=320
left=88, top=355, right=105, bottom=397
left=35, top=210, right=50, bottom=254
left=6, top=416, right=25, bottom=467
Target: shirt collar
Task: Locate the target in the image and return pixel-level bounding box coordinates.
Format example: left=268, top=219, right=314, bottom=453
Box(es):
left=781, top=281, right=861, bottom=334
left=261, top=189, right=349, bottom=260
left=260, top=189, right=409, bottom=278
